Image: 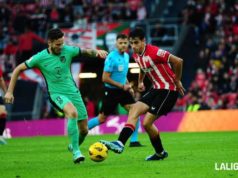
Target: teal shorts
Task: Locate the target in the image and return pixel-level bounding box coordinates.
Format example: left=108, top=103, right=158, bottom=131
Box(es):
left=50, top=93, right=88, bottom=120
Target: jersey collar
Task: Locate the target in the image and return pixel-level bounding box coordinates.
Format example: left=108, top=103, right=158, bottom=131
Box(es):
left=139, top=44, right=146, bottom=57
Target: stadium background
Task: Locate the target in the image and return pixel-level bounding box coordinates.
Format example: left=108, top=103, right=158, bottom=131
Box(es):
left=0, top=0, right=237, bottom=135
left=0, top=1, right=238, bottom=178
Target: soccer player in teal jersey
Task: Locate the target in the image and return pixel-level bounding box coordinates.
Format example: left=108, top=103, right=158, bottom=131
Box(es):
left=4, top=28, right=108, bottom=164
left=88, top=34, right=142, bottom=147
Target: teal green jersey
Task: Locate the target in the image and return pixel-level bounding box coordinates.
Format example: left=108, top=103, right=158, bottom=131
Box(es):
left=25, top=45, right=80, bottom=95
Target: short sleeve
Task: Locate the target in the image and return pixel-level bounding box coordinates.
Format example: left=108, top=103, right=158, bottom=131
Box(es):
left=104, top=55, right=113, bottom=72
left=155, top=48, right=170, bottom=63
left=25, top=54, right=40, bottom=68
left=67, top=45, right=81, bottom=57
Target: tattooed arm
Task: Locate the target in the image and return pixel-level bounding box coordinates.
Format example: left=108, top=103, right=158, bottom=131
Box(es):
left=81, top=49, right=108, bottom=59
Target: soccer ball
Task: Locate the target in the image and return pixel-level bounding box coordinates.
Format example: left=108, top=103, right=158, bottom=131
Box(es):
left=89, top=142, right=108, bottom=162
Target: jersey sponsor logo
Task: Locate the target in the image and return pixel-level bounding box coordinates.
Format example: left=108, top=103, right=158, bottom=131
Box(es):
left=56, top=96, right=63, bottom=104
left=60, top=56, right=66, bottom=63
left=55, top=67, right=62, bottom=78
left=141, top=67, right=153, bottom=73
left=118, top=65, right=124, bottom=72
left=157, top=49, right=166, bottom=57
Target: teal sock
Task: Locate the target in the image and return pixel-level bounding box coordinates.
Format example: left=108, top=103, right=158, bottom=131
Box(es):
left=130, top=117, right=140, bottom=142
left=67, top=119, right=79, bottom=153
left=88, top=116, right=100, bottom=129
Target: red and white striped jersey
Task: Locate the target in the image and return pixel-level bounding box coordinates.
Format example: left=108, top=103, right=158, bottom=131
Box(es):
left=133, top=44, right=177, bottom=91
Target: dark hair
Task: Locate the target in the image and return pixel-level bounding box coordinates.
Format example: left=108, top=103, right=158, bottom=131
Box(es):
left=129, top=27, right=145, bottom=40
left=47, top=28, right=64, bottom=41
left=116, top=34, right=128, bottom=40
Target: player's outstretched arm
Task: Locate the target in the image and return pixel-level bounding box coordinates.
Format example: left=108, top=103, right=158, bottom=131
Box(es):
left=4, top=63, right=28, bottom=104
left=81, top=49, right=108, bottom=59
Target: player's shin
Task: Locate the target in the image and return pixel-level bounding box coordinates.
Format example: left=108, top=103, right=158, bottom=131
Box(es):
left=118, top=123, right=135, bottom=145
left=67, top=119, right=80, bottom=153
left=130, top=117, right=140, bottom=142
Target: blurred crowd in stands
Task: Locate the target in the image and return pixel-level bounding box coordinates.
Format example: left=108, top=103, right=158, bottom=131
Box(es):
left=0, top=0, right=147, bottom=77
left=176, top=0, right=238, bottom=111
left=0, top=0, right=237, bottom=118
left=0, top=0, right=148, bottom=118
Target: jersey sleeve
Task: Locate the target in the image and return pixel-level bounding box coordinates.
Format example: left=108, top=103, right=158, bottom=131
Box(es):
left=103, top=54, right=113, bottom=73
left=25, top=53, right=40, bottom=68
left=67, top=45, right=81, bottom=58
left=154, top=46, right=170, bottom=63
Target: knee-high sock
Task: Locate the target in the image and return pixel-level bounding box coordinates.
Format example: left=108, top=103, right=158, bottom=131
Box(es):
left=130, top=117, right=140, bottom=142
left=149, top=132, right=164, bottom=154
left=118, top=124, right=135, bottom=145
left=67, top=119, right=79, bottom=153
left=88, top=116, right=100, bottom=129
left=0, top=116, right=6, bottom=135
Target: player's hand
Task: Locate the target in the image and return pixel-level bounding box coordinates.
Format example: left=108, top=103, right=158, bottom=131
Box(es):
left=4, top=92, right=14, bottom=104
left=96, top=50, right=108, bottom=59
left=123, top=84, right=135, bottom=97
left=123, top=83, right=132, bottom=91
left=138, top=82, right=145, bottom=92
left=175, top=80, right=185, bottom=96
left=129, top=88, right=135, bottom=97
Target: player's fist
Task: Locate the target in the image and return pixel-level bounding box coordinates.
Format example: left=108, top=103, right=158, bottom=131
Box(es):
left=138, top=82, right=145, bottom=92
left=4, top=92, right=14, bottom=104
left=175, top=80, right=185, bottom=96
left=123, top=83, right=131, bottom=91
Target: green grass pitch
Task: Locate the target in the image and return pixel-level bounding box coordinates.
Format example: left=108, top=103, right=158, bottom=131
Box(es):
left=0, top=132, right=237, bottom=178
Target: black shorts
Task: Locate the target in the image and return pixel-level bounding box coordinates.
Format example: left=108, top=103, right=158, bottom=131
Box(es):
left=139, top=89, right=178, bottom=116
left=100, top=87, right=135, bottom=115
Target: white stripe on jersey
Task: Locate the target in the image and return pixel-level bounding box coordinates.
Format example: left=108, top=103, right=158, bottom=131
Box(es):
left=147, top=56, right=170, bottom=89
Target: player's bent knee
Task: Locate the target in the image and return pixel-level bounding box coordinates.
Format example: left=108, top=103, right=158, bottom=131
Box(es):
left=99, top=117, right=107, bottom=124
left=0, top=112, right=7, bottom=118
left=80, top=129, right=88, bottom=136
left=98, top=114, right=107, bottom=124
left=142, top=122, right=152, bottom=132
left=66, top=110, right=78, bottom=119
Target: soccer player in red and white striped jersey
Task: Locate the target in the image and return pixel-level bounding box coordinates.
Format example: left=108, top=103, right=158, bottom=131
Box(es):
left=101, top=27, right=185, bottom=161
left=133, top=43, right=177, bottom=91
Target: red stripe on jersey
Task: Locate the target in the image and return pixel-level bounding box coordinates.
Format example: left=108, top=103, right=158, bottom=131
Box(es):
left=0, top=67, right=2, bottom=77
